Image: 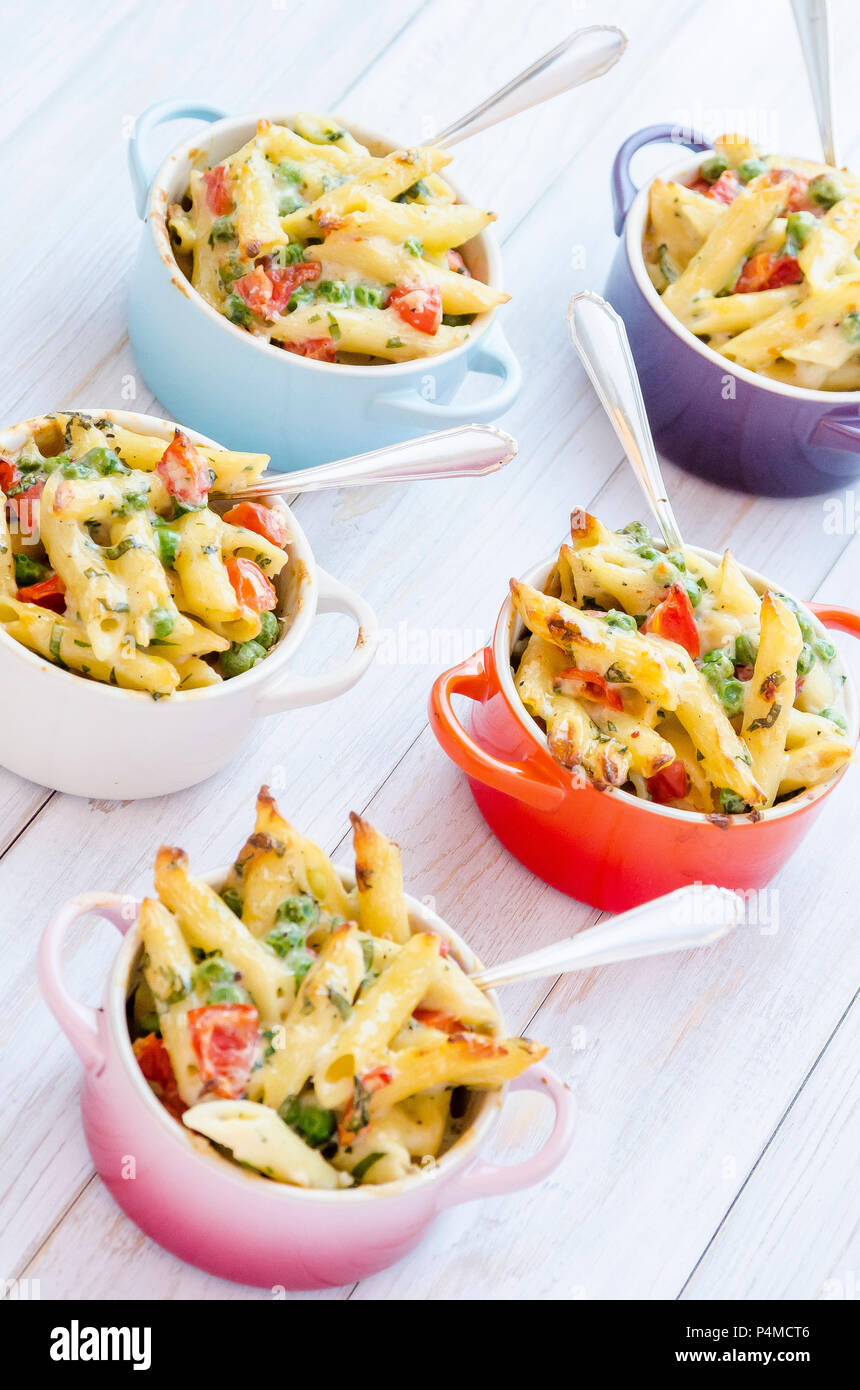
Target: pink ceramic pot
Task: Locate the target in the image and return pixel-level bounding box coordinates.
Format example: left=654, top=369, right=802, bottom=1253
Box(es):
left=39, top=871, right=574, bottom=1290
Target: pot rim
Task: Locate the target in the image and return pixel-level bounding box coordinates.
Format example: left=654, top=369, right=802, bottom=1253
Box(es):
left=109, top=865, right=508, bottom=1202
left=0, top=407, right=316, bottom=705
left=623, top=147, right=860, bottom=404
left=495, top=541, right=858, bottom=826
left=145, top=110, right=504, bottom=378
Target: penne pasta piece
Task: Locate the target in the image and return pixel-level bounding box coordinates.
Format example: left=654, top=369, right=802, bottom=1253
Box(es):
left=249, top=922, right=365, bottom=1110
left=315, top=932, right=444, bottom=1107
left=740, top=593, right=803, bottom=805
left=350, top=812, right=411, bottom=943
left=154, top=847, right=295, bottom=1023
left=183, top=1100, right=346, bottom=1189
left=368, top=1034, right=547, bottom=1115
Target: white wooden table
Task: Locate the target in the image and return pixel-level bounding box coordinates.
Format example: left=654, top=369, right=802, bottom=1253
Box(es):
left=1, top=0, right=858, bottom=1302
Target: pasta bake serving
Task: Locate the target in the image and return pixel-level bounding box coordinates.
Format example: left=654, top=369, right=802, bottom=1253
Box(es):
left=0, top=412, right=290, bottom=696
left=129, top=788, right=544, bottom=1188
left=644, top=134, right=860, bottom=389
left=511, top=512, right=853, bottom=815
left=167, top=112, right=509, bottom=364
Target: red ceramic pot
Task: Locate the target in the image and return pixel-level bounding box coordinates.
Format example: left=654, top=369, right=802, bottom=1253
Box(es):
left=429, top=552, right=860, bottom=911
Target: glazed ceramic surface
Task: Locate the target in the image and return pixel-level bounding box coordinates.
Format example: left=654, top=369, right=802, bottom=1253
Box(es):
left=430, top=546, right=860, bottom=911
left=606, top=123, right=860, bottom=496
left=39, top=869, right=575, bottom=1289
left=127, top=102, right=521, bottom=470
left=0, top=409, right=378, bottom=799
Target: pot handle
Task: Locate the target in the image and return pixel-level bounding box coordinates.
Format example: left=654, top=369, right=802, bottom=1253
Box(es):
left=254, top=567, right=378, bottom=716
left=128, top=99, right=228, bottom=218
left=611, top=122, right=711, bottom=234
left=437, top=1065, right=575, bottom=1206
left=38, top=892, right=134, bottom=1074
left=428, top=648, right=570, bottom=812
left=808, top=601, right=860, bottom=639
left=371, top=325, right=521, bottom=424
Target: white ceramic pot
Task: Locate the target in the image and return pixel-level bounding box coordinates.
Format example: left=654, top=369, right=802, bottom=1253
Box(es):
left=0, top=409, right=378, bottom=799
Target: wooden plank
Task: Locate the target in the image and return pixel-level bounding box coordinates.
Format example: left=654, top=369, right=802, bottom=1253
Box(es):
left=3, top=0, right=860, bottom=1300
left=681, top=999, right=859, bottom=1300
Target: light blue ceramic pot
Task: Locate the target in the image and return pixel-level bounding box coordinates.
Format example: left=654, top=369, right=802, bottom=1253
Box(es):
left=127, top=100, right=521, bottom=471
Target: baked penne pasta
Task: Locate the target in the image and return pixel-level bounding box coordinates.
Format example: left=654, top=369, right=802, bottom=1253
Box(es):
left=167, top=114, right=509, bottom=365
left=0, top=413, right=290, bottom=696
left=644, top=136, right=860, bottom=389
left=511, top=512, right=852, bottom=814
left=128, top=788, right=546, bottom=1189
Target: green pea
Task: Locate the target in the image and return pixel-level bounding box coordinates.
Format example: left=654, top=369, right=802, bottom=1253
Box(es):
left=193, top=956, right=236, bottom=990
left=813, top=637, right=836, bottom=663
left=220, top=887, right=243, bottom=916
left=718, top=678, right=745, bottom=717
left=277, top=893, right=320, bottom=929
left=700, top=153, right=729, bottom=183
left=821, top=706, right=847, bottom=732
left=808, top=173, right=844, bottom=208
left=274, top=242, right=305, bottom=265
left=605, top=609, right=638, bottom=631
left=266, top=922, right=306, bottom=955
left=796, top=643, right=816, bottom=675
left=796, top=610, right=815, bottom=644
left=278, top=190, right=304, bottom=216
left=274, top=160, right=302, bottom=185
left=636, top=545, right=658, bottom=561
left=149, top=606, right=174, bottom=640
left=257, top=610, right=279, bottom=648
left=666, top=551, right=686, bottom=571
left=285, top=946, right=315, bottom=983
left=652, top=558, right=680, bottom=588
left=221, top=640, right=267, bottom=679
left=403, top=236, right=423, bottom=257
left=86, top=446, right=127, bottom=476
left=218, top=256, right=248, bottom=287
left=13, top=553, right=47, bottom=587
left=681, top=574, right=702, bottom=608
left=153, top=523, right=180, bottom=568
left=225, top=293, right=252, bottom=327
left=61, top=459, right=96, bottom=479
left=785, top=210, right=817, bottom=252
left=841, top=312, right=860, bottom=344
left=737, top=157, right=766, bottom=182
left=719, top=787, right=748, bottom=814
left=209, top=215, right=235, bottom=243
left=207, top=983, right=248, bottom=1005
left=621, top=521, right=653, bottom=547
left=279, top=1098, right=336, bottom=1148
left=319, top=279, right=350, bottom=303
left=702, top=649, right=735, bottom=684
left=733, top=633, right=759, bottom=667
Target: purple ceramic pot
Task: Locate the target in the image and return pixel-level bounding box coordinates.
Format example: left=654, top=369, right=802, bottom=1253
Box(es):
left=605, top=123, right=860, bottom=497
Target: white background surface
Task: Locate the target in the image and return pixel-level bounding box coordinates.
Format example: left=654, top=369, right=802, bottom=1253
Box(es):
left=1, top=0, right=858, bottom=1301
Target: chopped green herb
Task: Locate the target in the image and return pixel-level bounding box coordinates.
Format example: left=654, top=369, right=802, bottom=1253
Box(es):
left=220, top=887, right=243, bottom=916
left=718, top=788, right=748, bottom=814
left=351, top=1151, right=385, bottom=1182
